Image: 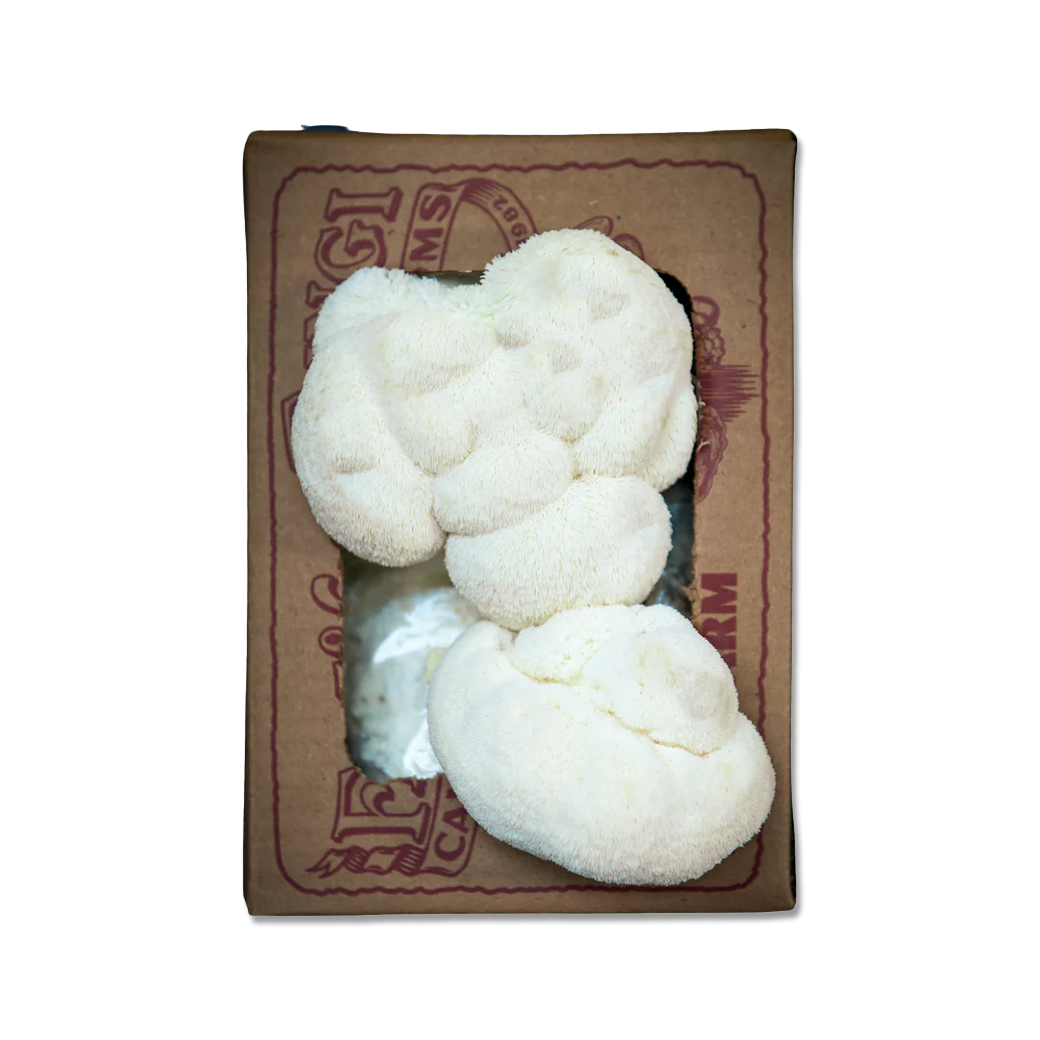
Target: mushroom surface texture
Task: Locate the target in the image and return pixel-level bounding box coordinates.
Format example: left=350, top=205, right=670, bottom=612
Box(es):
left=427, top=604, right=775, bottom=885
left=291, top=229, right=695, bottom=629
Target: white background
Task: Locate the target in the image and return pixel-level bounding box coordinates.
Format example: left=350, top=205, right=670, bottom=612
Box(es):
left=4, top=2, right=1037, bottom=1037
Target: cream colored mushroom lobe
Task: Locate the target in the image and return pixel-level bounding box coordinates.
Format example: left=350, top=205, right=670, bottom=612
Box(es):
left=427, top=604, right=776, bottom=886
left=290, top=229, right=696, bottom=628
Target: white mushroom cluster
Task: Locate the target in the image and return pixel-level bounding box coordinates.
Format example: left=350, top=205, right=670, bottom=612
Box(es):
left=291, top=229, right=695, bottom=629
left=427, top=605, right=775, bottom=885
left=294, top=228, right=775, bottom=886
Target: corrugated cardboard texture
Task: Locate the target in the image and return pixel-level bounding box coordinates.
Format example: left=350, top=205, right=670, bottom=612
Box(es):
left=245, top=130, right=795, bottom=914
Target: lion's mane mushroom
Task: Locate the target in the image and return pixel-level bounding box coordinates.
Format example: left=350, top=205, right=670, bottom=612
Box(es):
left=291, top=229, right=695, bottom=629
left=427, top=604, right=775, bottom=885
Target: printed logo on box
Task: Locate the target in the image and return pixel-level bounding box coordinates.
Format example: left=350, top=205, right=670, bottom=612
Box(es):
left=308, top=772, right=476, bottom=879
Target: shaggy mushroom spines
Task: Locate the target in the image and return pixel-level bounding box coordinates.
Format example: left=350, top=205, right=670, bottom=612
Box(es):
left=292, top=229, right=696, bottom=628
left=427, top=605, right=775, bottom=886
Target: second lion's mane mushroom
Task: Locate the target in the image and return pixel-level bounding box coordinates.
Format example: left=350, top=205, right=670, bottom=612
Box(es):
left=291, top=229, right=695, bottom=629
left=427, top=604, right=775, bottom=885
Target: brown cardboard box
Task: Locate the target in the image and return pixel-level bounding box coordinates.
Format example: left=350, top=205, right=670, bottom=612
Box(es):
left=245, top=129, right=796, bottom=914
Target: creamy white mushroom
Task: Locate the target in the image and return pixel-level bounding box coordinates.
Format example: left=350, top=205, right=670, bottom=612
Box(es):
left=427, top=604, right=775, bottom=885
left=291, top=229, right=695, bottom=629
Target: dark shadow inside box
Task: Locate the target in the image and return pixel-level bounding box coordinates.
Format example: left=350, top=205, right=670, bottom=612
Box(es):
left=340, top=269, right=697, bottom=783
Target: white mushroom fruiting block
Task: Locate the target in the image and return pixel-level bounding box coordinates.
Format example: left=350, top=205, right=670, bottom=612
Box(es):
left=291, top=229, right=696, bottom=629
left=428, top=604, right=775, bottom=886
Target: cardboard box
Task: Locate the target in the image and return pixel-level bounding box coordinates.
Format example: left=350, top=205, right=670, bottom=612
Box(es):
left=245, top=129, right=796, bottom=914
